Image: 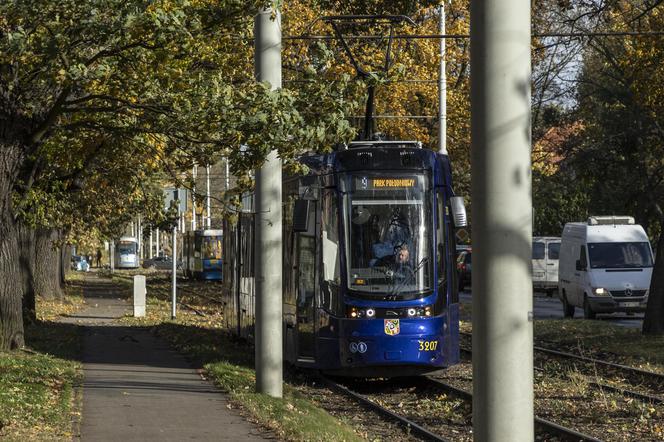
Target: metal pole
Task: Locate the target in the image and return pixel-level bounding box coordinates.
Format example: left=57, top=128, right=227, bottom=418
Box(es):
left=171, top=226, right=177, bottom=319
left=438, top=3, right=447, bottom=155
left=192, top=165, right=197, bottom=231
left=206, top=164, right=211, bottom=229
left=149, top=229, right=153, bottom=259
left=156, top=228, right=160, bottom=257
left=470, top=0, right=533, bottom=440
left=110, top=241, right=115, bottom=273
left=254, top=7, right=283, bottom=398
left=225, top=157, right=230, bottom=191
left=138, top=216, right=142, bottom=259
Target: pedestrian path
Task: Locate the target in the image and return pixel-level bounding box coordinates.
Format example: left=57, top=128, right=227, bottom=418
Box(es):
left=61, top=274, right=270, bottom=441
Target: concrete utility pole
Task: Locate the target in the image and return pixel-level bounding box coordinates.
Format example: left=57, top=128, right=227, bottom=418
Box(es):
left=206, top=164, right=211, bottom=229
left=470, top=0, right=533, bottom=440
left=254, top=7, right=283, bottom=398
left=438, top=2, right=447, bottom=155
left=149, top=229, right=153, bottom=259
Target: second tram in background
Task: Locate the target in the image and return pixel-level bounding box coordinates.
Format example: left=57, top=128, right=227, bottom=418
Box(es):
left=183, top=229, right=223, bottom=280
left=221, top=140, right=467, bottom=377
left=115, top=236, right=140, bottom=269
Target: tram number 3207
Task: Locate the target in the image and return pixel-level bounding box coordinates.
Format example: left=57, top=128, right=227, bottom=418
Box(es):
left=418, top=340, right=439, bottom=351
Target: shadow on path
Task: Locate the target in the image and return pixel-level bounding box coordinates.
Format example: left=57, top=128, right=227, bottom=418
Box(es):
left=57, top=274, right=269, bottom=442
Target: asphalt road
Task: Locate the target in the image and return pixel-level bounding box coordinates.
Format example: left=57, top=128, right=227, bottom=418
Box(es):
left=459, top=289, right=644, bottom=329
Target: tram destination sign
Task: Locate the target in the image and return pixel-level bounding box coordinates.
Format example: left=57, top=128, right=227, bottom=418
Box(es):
left=354, top=176, right=419, bottom=191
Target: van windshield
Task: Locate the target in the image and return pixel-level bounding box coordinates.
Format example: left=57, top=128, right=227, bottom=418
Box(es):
left=588, top=242, right=653, bottom=269
left=532, top=242, right=545, bottom=260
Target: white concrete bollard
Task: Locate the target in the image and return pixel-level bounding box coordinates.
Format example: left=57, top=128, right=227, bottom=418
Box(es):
left=133, top=275, right=146, bottom=317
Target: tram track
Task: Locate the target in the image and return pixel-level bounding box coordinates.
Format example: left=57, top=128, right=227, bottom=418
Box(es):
left=459, top=331, right=664, bottom=402
left=321, top=373, right=603, bottom=442
left=319, top=376, right=450, bottom=442
left=423, top=376, right=603, bottom=442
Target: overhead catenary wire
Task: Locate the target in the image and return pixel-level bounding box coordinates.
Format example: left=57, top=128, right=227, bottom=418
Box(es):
left=280, top=30, right=664, bottom=41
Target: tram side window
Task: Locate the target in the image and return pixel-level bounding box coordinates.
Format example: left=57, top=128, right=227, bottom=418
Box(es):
left=283, top=193, right=297, bottom=305
left=321, top=190, right=342, bottom=315
left=435, top=192, right=449, bottom=309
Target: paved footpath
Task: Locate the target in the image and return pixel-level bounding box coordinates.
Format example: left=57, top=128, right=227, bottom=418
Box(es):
left=60, top=274, right=270, bottom=441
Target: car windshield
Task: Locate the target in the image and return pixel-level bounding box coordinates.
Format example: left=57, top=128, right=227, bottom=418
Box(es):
left=342, top=173, right=433, bottom=300
left=588, top=242, right=653, bottom=269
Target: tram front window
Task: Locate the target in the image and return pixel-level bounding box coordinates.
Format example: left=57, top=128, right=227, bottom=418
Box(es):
left=202, top=237, right=222, bottom=260
left=342, top=174, right=433, bottom=299
left=118, top=242, right=136, bottom=255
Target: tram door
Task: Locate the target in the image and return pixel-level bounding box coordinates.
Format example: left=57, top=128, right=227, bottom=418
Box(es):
left=295, top=200, right=317, bottom=360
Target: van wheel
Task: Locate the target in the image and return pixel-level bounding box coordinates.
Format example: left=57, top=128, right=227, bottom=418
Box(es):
left=583, top=297, right=596, bottom=320
left=562, top=293, right=575, bottom=318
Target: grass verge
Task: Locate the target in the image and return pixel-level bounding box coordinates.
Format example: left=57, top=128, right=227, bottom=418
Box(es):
left=0, top=323, right=81, bottom=441
left=117, top=274, right=363, bottom=441
left=0, top=277, right=85, bottom=441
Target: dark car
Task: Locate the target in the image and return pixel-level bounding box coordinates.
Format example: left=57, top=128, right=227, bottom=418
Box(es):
left=142, top=256, right=180, bottom=270
left=456, top=250, right=472, bottom=291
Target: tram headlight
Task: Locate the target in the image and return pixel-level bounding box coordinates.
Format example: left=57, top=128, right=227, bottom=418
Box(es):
left=347, top=306, right=376, bottom=319
left=405, top=305, right=434, bottom=318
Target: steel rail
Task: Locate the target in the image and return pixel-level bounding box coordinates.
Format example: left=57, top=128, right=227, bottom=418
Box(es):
left=533, top=346, right=664, bottom=381
left=587, top=382, right=664, bottom=405
left=460, top=331, right=664, bottom=382
left=424, top=377, right=604, bottom=442
left=318, top=376, right=450, bottom=442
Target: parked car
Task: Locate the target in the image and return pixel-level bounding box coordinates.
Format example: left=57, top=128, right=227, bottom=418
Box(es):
left=142, top=256, right=181, bottom=270
left=71, top=255, right=90, bottom=272
left=532, top=237, right=561, bottom=297
left=558, top=216, right=653, bottom=319
left=456, top=250, right=472, bottom=291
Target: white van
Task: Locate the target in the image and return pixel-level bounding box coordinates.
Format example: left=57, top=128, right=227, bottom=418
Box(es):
left=532, top=237, right=561, bottom=296
left=558, top=216, right=653, bottom=319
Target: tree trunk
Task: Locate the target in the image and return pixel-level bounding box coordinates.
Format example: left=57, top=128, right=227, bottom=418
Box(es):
left=34, top=228, right=64, bottom=300
left=18, top=224, right=36, bottom=325
left=0, top=144, right=26, bottom=350
left=60, top=243, right=70, bottom=288
left=642, top=217, right=664, bottom=335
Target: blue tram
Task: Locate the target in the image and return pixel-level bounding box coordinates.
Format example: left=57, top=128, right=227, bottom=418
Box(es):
left=222, top=140, right=467, bottom=377
left=183, top=229, right=223, bottom=280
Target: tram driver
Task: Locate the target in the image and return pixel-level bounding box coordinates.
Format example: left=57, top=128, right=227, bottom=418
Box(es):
left=371, top=209, right=413, bottom=269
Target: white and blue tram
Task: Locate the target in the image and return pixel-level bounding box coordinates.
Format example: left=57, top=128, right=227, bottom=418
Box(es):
left=183, top=229, right=223, bottom=280
left=222, top=140, right=467, bottom=376
left=115, top=236, right=139, bottom=269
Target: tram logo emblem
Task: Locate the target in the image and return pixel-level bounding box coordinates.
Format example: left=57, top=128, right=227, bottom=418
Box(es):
left=384, top=319, right=400, bottom=336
